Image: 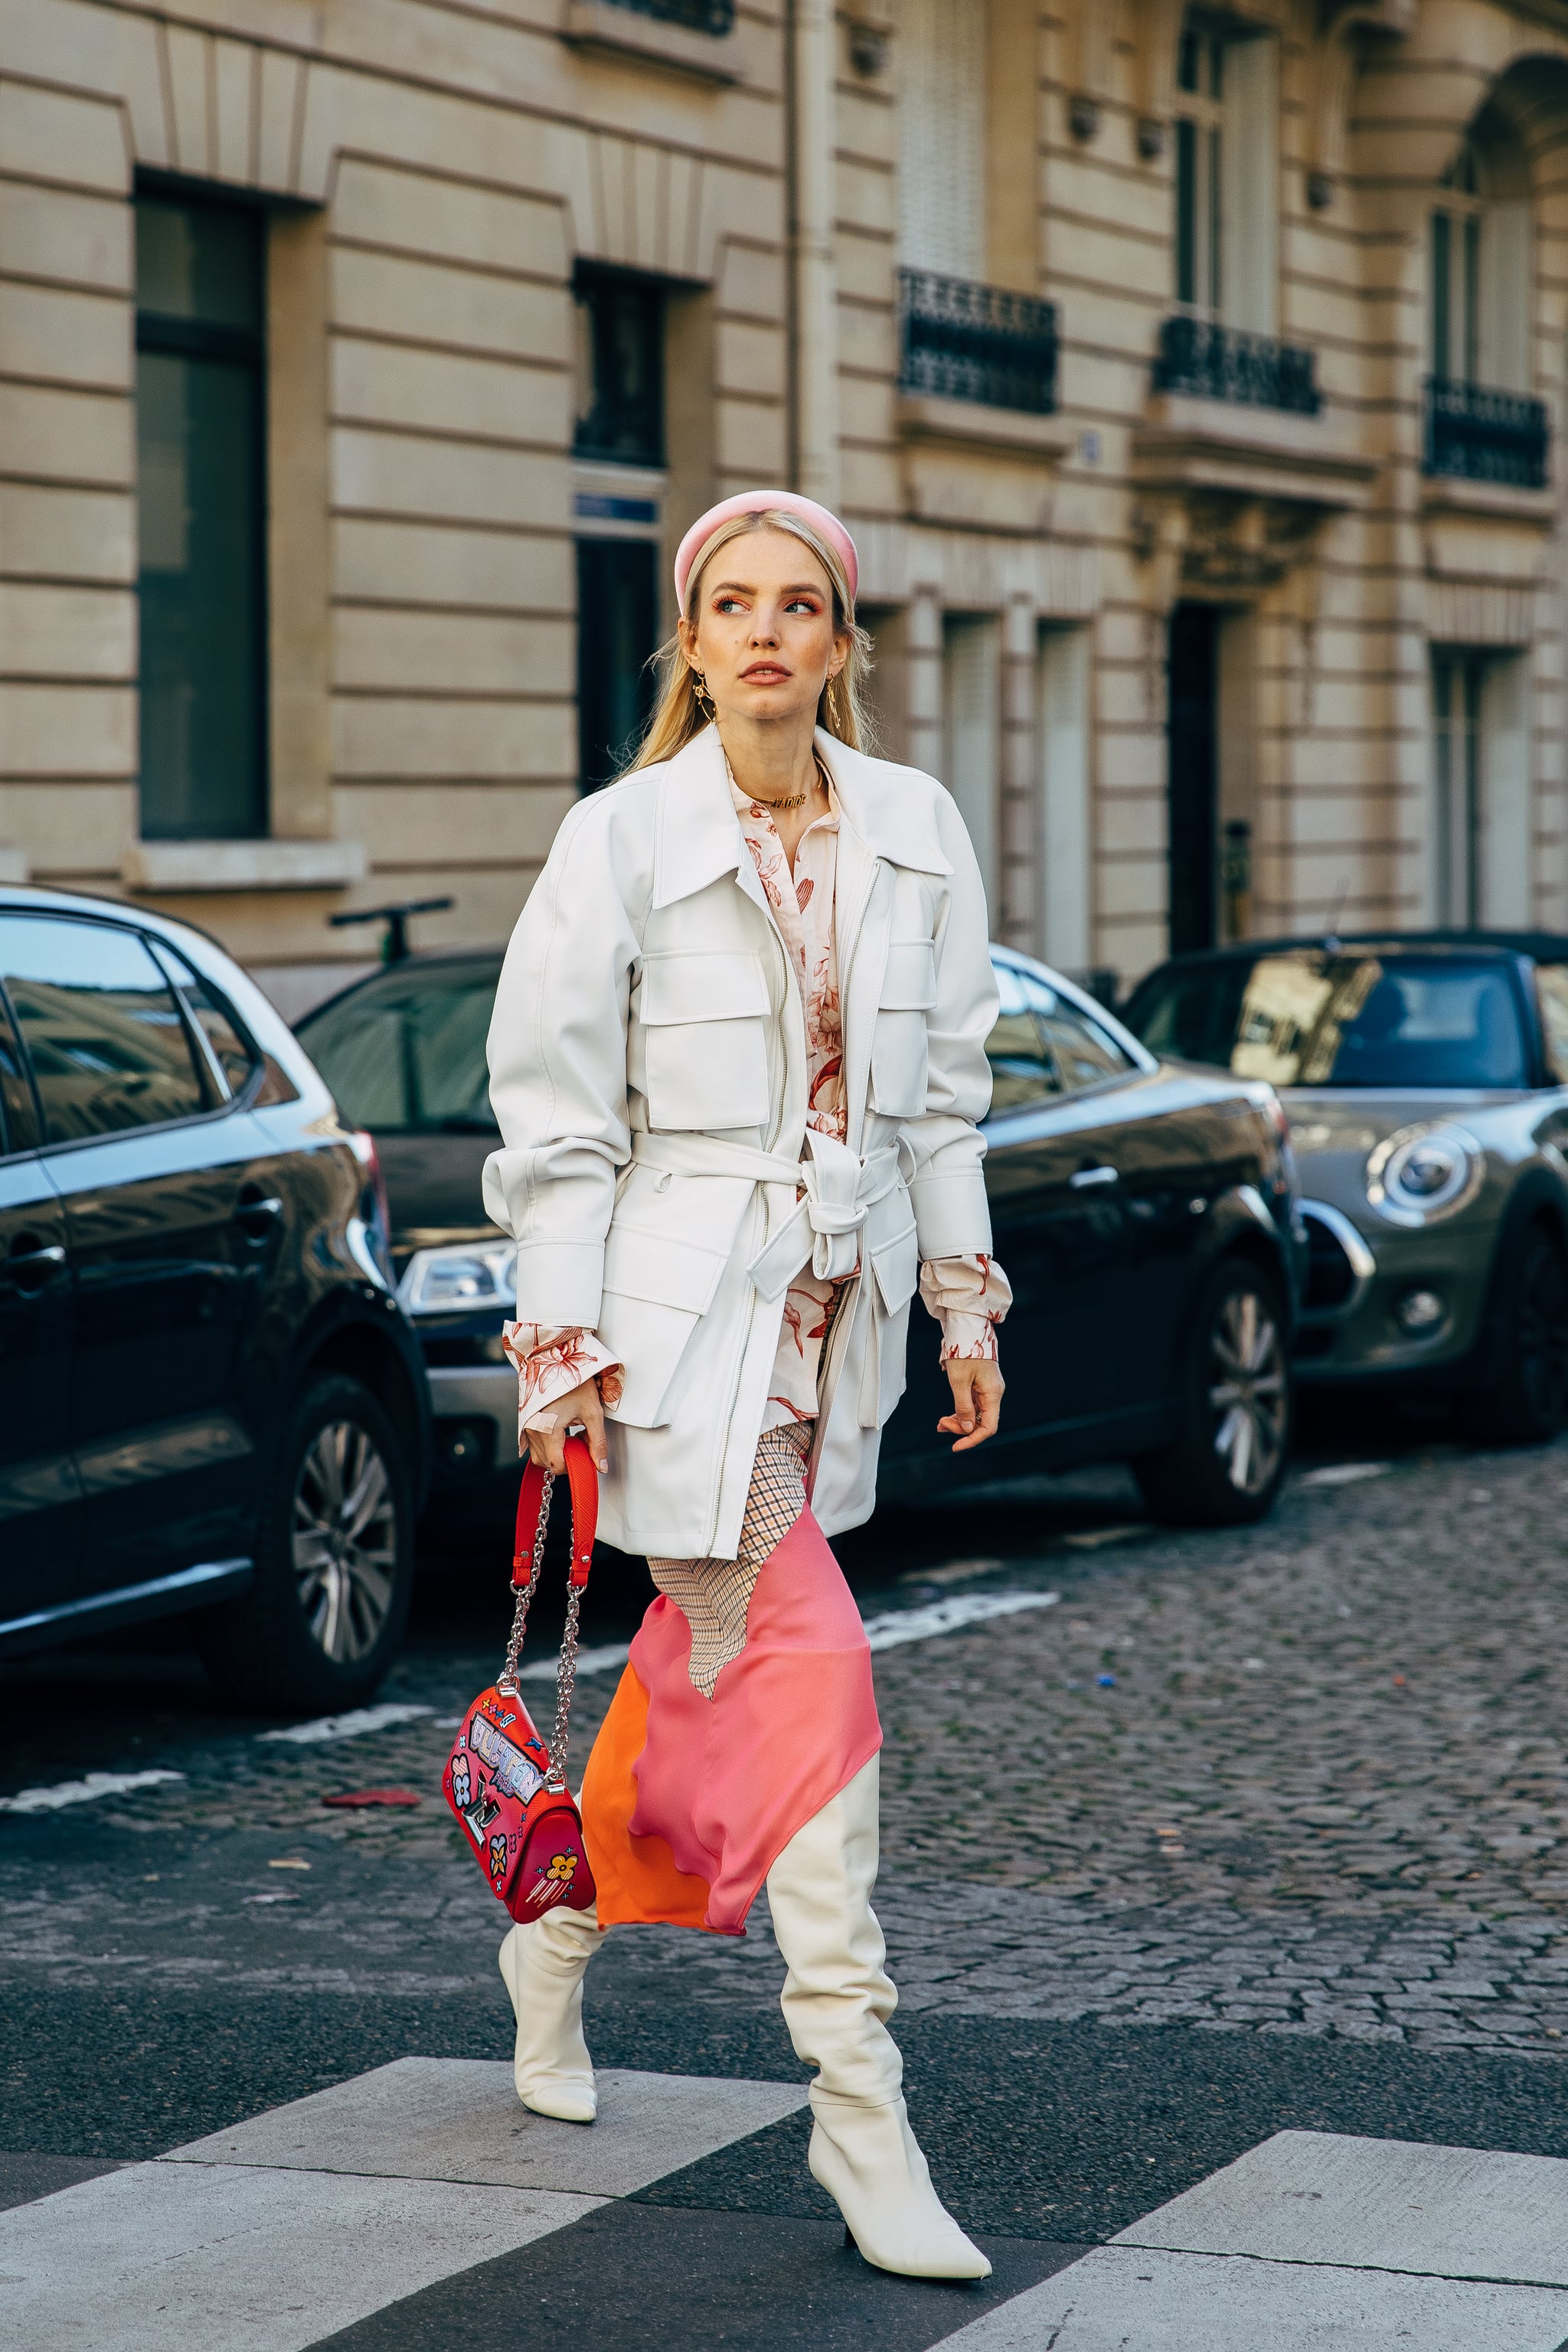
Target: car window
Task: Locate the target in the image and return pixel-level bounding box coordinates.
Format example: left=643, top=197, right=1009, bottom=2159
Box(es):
left=151, top=943, right=260, bottom=1099
left=1125, top=951, right=1528, bottom=1089
left=297, top=961, right=501, bottom=1132
left=1538, top=962, right=1568, bottom=1085
left=0, top=991, right=40, bottom=1153
left=0, top=914, right=208, bottom=1143
left=985, top=963, right=1060, bottom=1113
left=1024, top=974, right=1134, bottom=1093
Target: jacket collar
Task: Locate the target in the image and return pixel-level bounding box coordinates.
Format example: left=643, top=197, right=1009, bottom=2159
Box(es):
left=812, top=732, right=952, bottom=877
left=651, top=724, right=952, bottom=910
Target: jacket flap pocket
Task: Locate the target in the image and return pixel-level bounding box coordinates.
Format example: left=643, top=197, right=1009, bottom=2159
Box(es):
left=880, top=938, right=937, bottom=1010
left=602, top=1220, right=727, bottom=1316
left=641, top=951, right=769, bottom=1026
left=871, top=1218, right=919, bottom=1315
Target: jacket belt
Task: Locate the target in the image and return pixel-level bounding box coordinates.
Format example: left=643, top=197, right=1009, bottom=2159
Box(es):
left=629, top=1128, right=911, bottom=1302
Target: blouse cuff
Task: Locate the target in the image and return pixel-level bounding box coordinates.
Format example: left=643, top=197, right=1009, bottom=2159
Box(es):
left=918, top=1253, right=1011, bottom=1367
left=501, top=1322, right=623, bottom=1436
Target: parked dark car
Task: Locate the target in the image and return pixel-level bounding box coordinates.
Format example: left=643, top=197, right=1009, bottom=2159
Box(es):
left=0, top=888, right=431, bottom=1712
left=1122, top=933, right=1568, bottom=1442
left=300, top=945, right=1302, bottom=1527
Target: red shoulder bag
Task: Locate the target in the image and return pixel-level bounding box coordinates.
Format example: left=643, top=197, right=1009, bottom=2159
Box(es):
left=442, top=1436, right=599, bottom=1925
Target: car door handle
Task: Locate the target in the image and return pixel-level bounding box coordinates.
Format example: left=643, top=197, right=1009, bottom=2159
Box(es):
left=5, top=1238, right=67, bottom=1294
left=1069, top=1165, right=1120, bottom=1190
left=234, top=1192, right=284, bottom=1242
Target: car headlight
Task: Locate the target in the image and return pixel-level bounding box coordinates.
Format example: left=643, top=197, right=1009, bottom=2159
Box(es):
left=399, top=1240, right=517, bottom=1315
left=1364, top=1124, right=1483, bottom=1227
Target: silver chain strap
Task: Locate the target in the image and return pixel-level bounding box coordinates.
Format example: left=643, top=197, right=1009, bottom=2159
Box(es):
left=494, top=1464, right=585, bottom=1794
left=547, top=1580, right=583, bottom=1792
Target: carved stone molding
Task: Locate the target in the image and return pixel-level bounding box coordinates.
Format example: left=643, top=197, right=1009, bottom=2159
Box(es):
left=1131, top=494, right=1328, bottom=606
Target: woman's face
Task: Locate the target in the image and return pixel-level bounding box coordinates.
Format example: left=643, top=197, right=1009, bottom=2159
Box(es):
left=680, top=528, right=848, bottom=730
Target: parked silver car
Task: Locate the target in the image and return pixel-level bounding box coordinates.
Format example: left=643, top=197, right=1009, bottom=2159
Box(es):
left=1122, top=933, right=1568, bottom=1442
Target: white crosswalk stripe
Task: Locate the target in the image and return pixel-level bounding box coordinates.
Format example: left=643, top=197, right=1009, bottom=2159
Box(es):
left=5, top=2062, right=1566, bottom=2350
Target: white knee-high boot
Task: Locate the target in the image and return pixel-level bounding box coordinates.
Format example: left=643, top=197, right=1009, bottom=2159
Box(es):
left=765, top=1756, right=991, bottom=2281
left=498, top=1903, right=604, bottom=2122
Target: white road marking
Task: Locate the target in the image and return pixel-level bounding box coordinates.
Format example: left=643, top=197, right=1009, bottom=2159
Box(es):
left=0, top=1769, right=185, bottom=1815
left=863, top=1589, right=1060, bottom=1651
left=256, top=1703, right=434, bottom=1746
left=508, top=1590, right=1063, bottom=1681
left=1298, top=1460, right=1392, bottom=1488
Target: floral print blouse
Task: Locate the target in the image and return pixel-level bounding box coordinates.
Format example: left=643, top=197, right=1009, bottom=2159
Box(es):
left=505, top=767, right=1010, bottom=1439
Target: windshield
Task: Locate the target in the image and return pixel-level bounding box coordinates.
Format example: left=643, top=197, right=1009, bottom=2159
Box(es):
left=297, top=960, right=501, bottom=1132
left=1125, top=952, right=1529, bottom=1089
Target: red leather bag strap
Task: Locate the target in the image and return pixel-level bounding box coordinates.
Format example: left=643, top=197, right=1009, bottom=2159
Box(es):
left=513, top=1434, right=598, bottom=1591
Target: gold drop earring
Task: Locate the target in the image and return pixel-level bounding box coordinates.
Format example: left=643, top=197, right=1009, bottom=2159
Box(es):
left=692, top=671, right=717, bottom=724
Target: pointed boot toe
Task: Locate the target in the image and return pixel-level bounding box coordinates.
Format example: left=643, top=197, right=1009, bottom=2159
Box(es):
left=809, top=2095, right=991, bottom=2282
left=518, top=2078, right=598, bottom=2124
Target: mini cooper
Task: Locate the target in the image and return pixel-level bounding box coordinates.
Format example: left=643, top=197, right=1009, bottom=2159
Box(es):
left=1123, top=933, right=1568, bottom=1442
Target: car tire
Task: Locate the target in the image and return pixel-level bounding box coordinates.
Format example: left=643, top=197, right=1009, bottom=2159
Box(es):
left=1461, top=1217, right=1568, bottom=1447
left=198, top=1373, right=414, bottom=1714
left=1132, top=1257, right=1294, bottom=1527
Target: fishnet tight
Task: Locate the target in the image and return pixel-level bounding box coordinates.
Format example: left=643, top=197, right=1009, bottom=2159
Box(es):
left=647, top=1423, right=812, bottom=1700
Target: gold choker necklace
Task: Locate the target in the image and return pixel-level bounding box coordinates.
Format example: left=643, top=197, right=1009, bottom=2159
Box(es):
left=734, top=754, right=828, bottom=815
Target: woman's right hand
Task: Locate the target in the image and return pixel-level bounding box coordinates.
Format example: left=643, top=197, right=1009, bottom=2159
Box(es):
left=524, top=1377, right=609, bottom=1475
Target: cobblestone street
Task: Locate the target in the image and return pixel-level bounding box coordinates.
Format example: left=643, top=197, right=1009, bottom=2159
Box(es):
left=5, top=1427, right=1568, bottom=2071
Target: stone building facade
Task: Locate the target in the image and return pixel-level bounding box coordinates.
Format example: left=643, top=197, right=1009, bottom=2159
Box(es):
left=1, top=0, right=1565, bottom=1006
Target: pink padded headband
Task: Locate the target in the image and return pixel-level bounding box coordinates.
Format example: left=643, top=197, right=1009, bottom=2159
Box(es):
left=673, top=489, right=859, bottom=610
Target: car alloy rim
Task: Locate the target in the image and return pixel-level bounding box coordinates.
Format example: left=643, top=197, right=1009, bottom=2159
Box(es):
left=292, top=1419, right=399, bottom=1662
left=1208, top=1287, right=1288, bottom=1494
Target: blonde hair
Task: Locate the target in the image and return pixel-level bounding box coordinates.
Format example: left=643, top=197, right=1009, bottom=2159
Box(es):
left=627, top=509, right=874, bottom=775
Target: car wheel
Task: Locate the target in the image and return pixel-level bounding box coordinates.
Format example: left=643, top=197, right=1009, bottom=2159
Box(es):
left=198, top=1374, right=414, bottom=1713
left=1462, top=1218, right=1568, bottom=1446
left=1133, top=1258, right=1294, bottom=1527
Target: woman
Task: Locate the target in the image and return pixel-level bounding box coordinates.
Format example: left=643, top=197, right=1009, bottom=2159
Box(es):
left=482, top=489, right=1009, bottom=2282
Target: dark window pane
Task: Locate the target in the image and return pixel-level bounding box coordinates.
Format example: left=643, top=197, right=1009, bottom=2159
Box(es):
left=298, top=963, right=501, bottom=1134
left=577, top=539, right=659, bottom=790
left=136, top=196, right=262, bottom=330
left=1031, top=983, right=1133, bottom=1093
left=136, top=194, right=266, bottom=842
left=1175, top=118, right=1197, bottom=305
left=0, top=916, right=207, bottom=1142
left=985, top=965, right=1060, bottom=1112
left=152, top=945, right=260, bottom=1099
left=1429, top=210, right=1450, bottom=377
left=573, top=270, right=665, bottom=466
left=0, top=993, right=41, bottom=1153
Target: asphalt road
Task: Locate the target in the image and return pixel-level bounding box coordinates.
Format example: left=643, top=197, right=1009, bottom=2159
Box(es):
left=5, top=1397, right=1568, bottom=2344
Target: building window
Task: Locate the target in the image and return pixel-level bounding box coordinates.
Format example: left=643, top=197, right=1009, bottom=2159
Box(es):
left=1174, top=29, right=1224, bottom=315
left=898, top=0, right=986, bottom=281
left=135, top=191, right=267, bottom=842
left=577, top=540, right=659, bottom=791
left=942, top=614, right=1001, bottom=918
left=1430, top=649, right=1530, bottom=928
left=573, top=269, right=665, bottom=467
left=1429, top=120, right=1531, bottom=394
left=1171, top=19, right=1277, bottom=335
left=1429, top=146, right=1481, bottom=387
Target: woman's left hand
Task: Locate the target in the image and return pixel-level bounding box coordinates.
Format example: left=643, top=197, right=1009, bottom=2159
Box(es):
left=938, top=1357, right=1004, bottom=1452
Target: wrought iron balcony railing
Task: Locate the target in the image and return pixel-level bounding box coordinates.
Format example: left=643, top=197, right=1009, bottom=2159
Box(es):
left=898, top=268, right=1059, bottom=416
left=599, top=0, right=736, bottom=28
left=1152, top=315, right=1321, bottom=416
left=1424, top=377, right=1550, bottom=490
